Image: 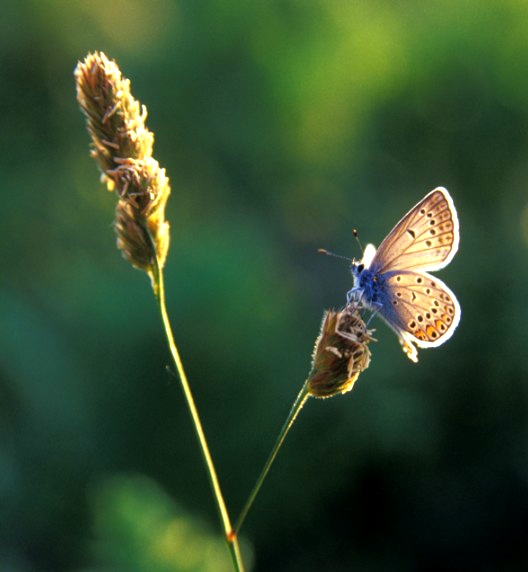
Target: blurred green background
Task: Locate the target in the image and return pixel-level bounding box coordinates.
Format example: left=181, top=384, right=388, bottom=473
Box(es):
left=1, top=1, right=528, bottom=570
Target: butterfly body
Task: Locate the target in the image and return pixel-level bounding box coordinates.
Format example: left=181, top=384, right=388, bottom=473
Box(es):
left=352, top=266, right=382, bottom=305
left=348, top=187, right=461, bottom=362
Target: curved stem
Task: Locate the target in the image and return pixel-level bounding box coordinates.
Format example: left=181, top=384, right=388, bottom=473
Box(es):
left=234, top=381, right=310, bottom=535
left=150, top=260, right=244, bottom=572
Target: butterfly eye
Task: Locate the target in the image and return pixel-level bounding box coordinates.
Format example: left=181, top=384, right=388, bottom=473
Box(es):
left=357, top=264, right=364, bottom=273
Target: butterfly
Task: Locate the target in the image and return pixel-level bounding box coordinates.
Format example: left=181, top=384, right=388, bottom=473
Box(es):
left=348, top=187, right=461, bottom=363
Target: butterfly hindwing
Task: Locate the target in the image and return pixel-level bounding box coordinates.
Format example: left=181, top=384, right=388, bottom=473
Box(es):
left=377, top=270, right=461, bottom=348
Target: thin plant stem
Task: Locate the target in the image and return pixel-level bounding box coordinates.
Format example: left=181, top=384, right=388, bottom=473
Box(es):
left=234, top=381, right=311, bottom=535
left=151, top=257, right=244, bottom=572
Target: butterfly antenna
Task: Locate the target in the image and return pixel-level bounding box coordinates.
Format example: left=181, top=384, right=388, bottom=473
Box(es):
left=317, top=248, right=352, bottom=263
left=352, top=228, right=364, bottom=256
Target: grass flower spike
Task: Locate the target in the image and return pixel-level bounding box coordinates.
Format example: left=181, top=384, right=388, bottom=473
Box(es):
left=75, top=51, right=170, bottom=285
left=307, top=304, right=373, bottom=398
left=75, top=53, right=244, bottom=571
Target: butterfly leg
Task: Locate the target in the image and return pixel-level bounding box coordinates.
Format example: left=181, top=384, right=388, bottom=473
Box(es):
left=365, top=301, right=383, bottom=327
left=346, top=287, right=360, bottom=305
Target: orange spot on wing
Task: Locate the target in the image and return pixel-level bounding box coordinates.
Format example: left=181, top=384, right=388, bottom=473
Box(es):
left=426, top=325, right=437, bottom=338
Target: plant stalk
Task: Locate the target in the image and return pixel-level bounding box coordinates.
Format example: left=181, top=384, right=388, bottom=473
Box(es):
left=234, top=381, right=310, bottom=534
left=151, top=258, right=244, bottom=572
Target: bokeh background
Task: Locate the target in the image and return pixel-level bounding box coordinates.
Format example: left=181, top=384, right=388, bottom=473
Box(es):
left=1, top=1, right=528, bottom=570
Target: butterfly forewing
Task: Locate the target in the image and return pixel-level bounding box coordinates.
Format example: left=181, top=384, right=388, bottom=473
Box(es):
left=370, top=187, right=459, bottom=274
left=380, top=271, right=461, bottom=347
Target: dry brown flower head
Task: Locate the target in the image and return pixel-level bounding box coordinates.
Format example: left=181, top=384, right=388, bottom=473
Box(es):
left=75, top=51, right=170, bottom=282
left=307, top=304, right=374, bottom=398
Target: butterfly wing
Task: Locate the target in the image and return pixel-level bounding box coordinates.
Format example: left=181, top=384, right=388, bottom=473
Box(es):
left=377, top=270, right=461, bottom=362
left=369, top=187, right=459, bottom=274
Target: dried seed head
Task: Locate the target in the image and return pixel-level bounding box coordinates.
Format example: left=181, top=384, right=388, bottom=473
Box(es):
left=75, top=52, right=171, bottom=281
left=75, top=51, right=153, bottom=184
left=110, top=157, right=171, bottom=273
left=115, top=198, right=170, bottom=275
left=109, top=157, right=169, bottom=216
left=307, top=304, right=374, bottom=398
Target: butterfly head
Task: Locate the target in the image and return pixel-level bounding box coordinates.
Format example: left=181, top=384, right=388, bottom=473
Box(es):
left=349, top=260, right=364, bottom=287
left=350, top=243, right=377, bottom=285
left=349, top=249, right=384, bottom=312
